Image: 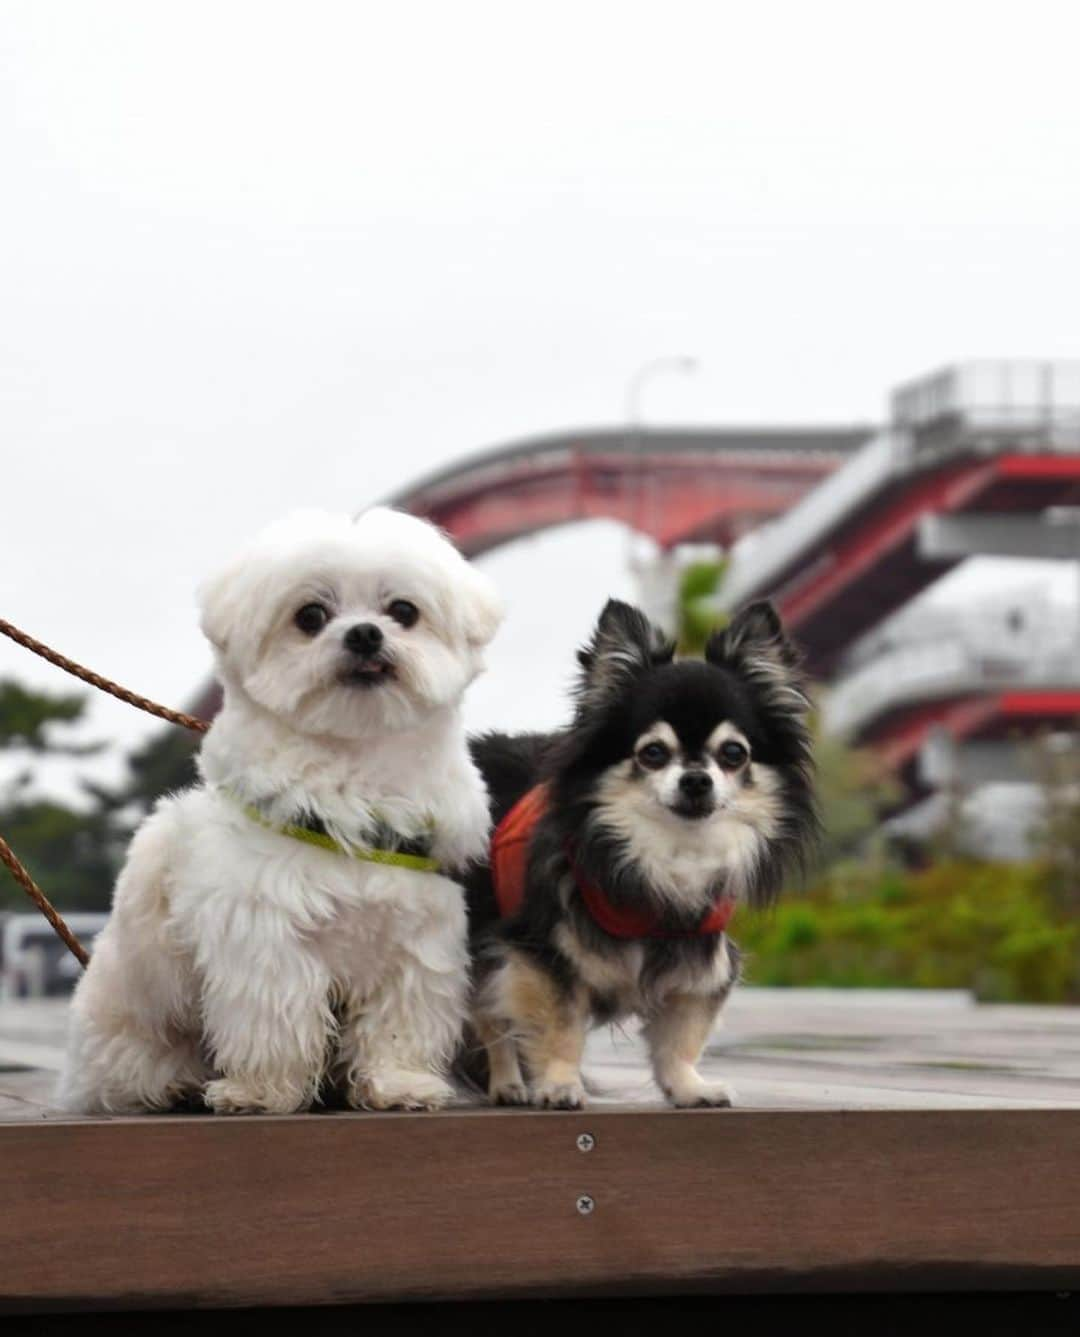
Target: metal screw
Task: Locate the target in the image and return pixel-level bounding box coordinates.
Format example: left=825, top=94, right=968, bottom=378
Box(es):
left=576, top=1194, right=595, bottom=1215
left=576, top=1132, right=595, bottom=1153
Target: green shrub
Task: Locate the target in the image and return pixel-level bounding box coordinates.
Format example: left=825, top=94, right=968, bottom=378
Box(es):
left=737, top=861, right=1080, bottom=1002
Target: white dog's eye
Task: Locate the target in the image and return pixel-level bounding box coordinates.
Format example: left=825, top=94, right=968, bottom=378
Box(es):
left=637, top=741, right=671, bottom=770
left=718, top=740, right=748, bottom=768
left=294, top=603, right=330, bottom=636
left=387, top=599, right=419, bottom=629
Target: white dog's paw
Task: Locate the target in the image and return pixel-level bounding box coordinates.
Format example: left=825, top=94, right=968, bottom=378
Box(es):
left=489, top=1079, right=530, bottom=1107
left=204, top=1077, right=310, bottom=1116
left=665, top=1077, right=736, bottom=1109
left=356, top=1069, right=454, bottom=1111
left=532, top=1077, right=586, bottom=1110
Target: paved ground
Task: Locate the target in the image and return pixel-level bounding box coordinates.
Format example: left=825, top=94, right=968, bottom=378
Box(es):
left=4, top=987, right=1080, bottom=1120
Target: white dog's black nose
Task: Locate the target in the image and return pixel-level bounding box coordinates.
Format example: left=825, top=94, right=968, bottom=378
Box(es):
left=679, top=770, right=713, bottom=799
left=345, top=622, right=384, bottom=656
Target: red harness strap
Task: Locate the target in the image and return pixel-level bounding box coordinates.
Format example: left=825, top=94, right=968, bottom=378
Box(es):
left=491, top=783, right=550, bottom=921
left=490, top=784, right=735, bottom=940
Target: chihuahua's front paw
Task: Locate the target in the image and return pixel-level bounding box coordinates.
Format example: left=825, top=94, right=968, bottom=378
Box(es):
left=664, top=1075, right=735, bottom=1109
left=356, top=1068, right=454, bottom=1111
left=532, top=1077, right=586, bottom=1110
left=490, top=1079, right=530, bottom=1107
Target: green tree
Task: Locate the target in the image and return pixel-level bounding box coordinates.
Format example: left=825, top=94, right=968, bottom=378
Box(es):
left=0, top=680, right=102, bottom=754
left=0, top=678, right=123, bottom=912
left=91, top=725, right=199, bottom=820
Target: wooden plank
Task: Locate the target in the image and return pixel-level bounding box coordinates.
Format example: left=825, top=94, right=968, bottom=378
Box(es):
left=3, top=1107, right=1080, bottom=1312
left=9, top=990, right=1080, bottom=1117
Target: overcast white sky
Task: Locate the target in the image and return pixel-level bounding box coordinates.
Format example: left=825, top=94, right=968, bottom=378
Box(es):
left=3, top=0, right=1080, bottom=799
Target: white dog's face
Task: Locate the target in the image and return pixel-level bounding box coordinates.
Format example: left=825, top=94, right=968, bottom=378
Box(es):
left=199, top=508, right=502, bottom=739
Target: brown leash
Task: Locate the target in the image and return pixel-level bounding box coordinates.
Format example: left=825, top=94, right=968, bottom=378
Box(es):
left=0, top=617, right=210, bottom=968
left=0, top=835, right=89, bottom=967
left=0, top=617, right=209, bottom=734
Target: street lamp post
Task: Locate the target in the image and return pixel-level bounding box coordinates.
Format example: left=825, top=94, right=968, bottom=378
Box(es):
left=624, top=355, right=699, bottom=552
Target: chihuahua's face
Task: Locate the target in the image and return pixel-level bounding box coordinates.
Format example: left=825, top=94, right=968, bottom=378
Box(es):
left=627, top=695, right=755, bottom=823
left=558, top=598, right=815, bottom=903
left=589, top=657, right=784, bottom=840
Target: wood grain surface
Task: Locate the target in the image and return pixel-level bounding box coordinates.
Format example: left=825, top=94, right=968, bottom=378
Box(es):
left=4, top=1106, right=1080, bottom=1312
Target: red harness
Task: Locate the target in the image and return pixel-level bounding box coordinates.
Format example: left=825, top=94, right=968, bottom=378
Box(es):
left=490, top=784, right=735, bottom=940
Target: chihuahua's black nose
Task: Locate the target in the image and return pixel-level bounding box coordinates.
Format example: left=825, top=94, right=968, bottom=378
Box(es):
left=679, top=770, right=713, bottom=799
left=345, top=622, right=384, bottom=656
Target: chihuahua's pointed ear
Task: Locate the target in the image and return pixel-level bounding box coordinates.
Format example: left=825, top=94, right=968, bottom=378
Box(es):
left=705, top=601, right=807, bottom=715
left=577, top=599, right=674, bottom=704
left=706, top=600, right=799, bottom=668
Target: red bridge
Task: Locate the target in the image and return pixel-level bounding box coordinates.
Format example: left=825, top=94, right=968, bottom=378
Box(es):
left=387, top=426, right=871, bottom=556
left=722, top=448, right=1080, bottom=679
left=823, top=635, right=1080, bottom=798
left=192, top=364, right=1080, bottom=806
left=721, top=364, right=1080, bottom=677
left=876, top=690, right=1080, bottom=793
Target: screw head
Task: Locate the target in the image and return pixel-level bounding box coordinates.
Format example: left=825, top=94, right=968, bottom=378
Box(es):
left=576, top=1194, right=595, bottom=1215
left=576, top=1132, right=595, bottom=1152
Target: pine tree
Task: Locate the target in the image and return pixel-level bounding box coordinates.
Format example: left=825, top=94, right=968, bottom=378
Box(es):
left=0, top=679, right=121, bottom=911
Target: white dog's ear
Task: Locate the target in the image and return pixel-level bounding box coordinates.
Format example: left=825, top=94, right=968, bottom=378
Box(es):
left=198, top=560, right=252, bottom=657
left=198, top=511, right=334, bottom=661
left=458, top=565, right=504, bottom=648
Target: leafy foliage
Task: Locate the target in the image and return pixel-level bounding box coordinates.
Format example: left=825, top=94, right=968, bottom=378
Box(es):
left=812, top=724, right=902, bottom=869
left=0, top=785, right=123, bottom=912
left=0, top=679, right=102, bottom=755
left=1028, top=729, right=1080, bottom=914
left=0, top=680, right=119, bottom=911
left=0, top=670, right=203, bottom=913
left=738, top=859, right=1080, bottom=1002
left=104, top=726, right=200, bottom=817
left=675, top=557, right=729, bottom=656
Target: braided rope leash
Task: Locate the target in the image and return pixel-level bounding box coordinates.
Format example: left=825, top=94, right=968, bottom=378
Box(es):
left=0, top=616, right=210, bottom=967
left=0, top=834, right=90, bottom=967
left=0, top=617, right=209, bottom=734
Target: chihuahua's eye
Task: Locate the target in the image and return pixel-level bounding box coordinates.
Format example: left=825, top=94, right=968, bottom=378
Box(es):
left=719, top=740, right=748, bottom=768
left=387, top=599, right=419, bottom=628
left=637, top=741, right=671, bottom=769
left=294, top=603, right=330, bottom=636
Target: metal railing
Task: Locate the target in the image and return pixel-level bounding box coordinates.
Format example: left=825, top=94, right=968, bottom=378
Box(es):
left=0, top=913, right=107, bottom=999
left=893, top=360, right=1080, bottom=458
left=720, top=429, right=901, bottom=609
left=721, top=361, right=1080, bottom=612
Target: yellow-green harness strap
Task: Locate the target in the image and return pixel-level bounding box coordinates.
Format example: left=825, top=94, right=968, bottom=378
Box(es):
left=241, top=804, right=441, bottom=873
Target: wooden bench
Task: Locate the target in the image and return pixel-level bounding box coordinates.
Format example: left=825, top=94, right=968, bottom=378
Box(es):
left=4, top=989, right=1080, bottom=1312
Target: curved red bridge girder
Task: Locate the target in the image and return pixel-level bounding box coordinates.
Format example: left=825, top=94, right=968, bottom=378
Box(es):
left=860, top=688, right=1080, bottom=799
left=768, top=454, right=1080, bottom=677
left=387, top=426, right=873, bottom=557
left=185, top=425, right=871, bottom=729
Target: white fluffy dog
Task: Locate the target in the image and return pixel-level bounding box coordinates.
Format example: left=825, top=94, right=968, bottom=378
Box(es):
left=58, top=508, right=502, bottom=1115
